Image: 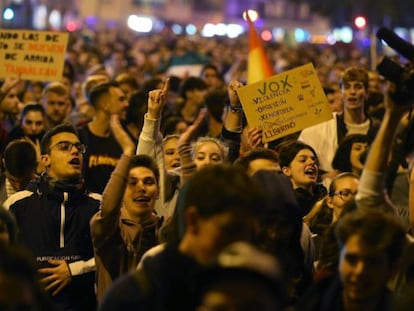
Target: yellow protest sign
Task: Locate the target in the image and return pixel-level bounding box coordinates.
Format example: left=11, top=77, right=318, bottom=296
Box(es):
left=0, top=29, right=69, bottom=81
left=236, top=63, right=333, bottom=143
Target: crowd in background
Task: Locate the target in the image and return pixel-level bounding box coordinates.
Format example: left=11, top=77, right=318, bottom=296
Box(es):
left=0, top=26, right=414, bottom=311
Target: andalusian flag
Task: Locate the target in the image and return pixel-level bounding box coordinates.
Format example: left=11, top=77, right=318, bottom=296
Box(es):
left=247, top=13, right=274, bottom=84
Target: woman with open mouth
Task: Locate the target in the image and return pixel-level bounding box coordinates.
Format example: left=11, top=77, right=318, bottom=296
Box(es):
left=278, top=140, right=327, bottom=217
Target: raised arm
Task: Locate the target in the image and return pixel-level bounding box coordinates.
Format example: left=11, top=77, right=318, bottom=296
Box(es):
left=90, top=114, right=135, bottom=245
left=137, top=79, right=169, bottom=210
left=221, top=81, right=245, bottom=162
left=224, top=81, right=244, bottom=132
left=137, top=79, right=169, bottom=157
left=178, top=108, right=207, bottom=185
left=356, top=83, right=410, bottom=212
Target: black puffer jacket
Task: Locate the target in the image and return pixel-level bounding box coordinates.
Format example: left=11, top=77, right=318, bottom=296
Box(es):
left=4, top=175, right=101, bottom=311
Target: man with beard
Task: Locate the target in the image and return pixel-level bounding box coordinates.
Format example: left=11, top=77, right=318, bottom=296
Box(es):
left=41, top=81, right=71, bottom=131
left=0, top=80, right=22, bottom=133
left=78, top=81, right=129, bottom=194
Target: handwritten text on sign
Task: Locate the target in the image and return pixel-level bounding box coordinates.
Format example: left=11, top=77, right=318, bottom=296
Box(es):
left=236, top=63, right=333, bottom=143
left=0, top=30, right=69, bottom=81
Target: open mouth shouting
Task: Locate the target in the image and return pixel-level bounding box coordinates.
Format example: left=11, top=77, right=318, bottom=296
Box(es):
left=133, top=196, right=151, bottom=205
left=69, top=157, right=81, bottom=169
left=347, top=96, right=357, bottom=103
left=304, top=166, right=317, bottom=179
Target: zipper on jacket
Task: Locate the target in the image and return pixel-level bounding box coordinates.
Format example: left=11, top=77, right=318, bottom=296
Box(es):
left=60, top=192, right=68, bottom=248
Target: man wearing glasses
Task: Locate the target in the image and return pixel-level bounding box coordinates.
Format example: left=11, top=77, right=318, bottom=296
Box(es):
left=3, top=123, right=101, bottom=311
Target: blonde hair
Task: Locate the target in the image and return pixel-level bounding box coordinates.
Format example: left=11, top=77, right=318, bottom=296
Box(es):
left=303, top=199, right=326, bottom=228
left=163, top=134, right=180, bottom=144
left=42, top=81, right=68, bottom=97
left=192, top=137, right=229, bottom=162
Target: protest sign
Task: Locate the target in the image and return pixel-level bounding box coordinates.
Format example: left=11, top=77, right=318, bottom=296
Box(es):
left=0, top=29, right=69, bottom=81
left=236, top=63, right=333, bottom=143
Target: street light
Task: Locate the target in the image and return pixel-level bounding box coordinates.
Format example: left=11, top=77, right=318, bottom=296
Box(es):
left=242, top=9, right=259, bottom=22
left=2, top=7, right=15, bottom=21
left=354, top=16, right=367, bottom=29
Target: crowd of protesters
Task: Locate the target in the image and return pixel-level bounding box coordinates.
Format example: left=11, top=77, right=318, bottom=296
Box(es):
left=0, top=25, right=414, bottom=311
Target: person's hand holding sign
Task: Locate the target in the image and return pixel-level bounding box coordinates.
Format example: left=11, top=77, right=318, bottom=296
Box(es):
left=246, top=126, right=264, bottom=149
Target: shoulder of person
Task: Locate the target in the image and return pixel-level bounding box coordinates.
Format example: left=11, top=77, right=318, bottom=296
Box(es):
left=300, top=114, right=337, bottom=135
left=3, top=190, right=35, bottom=211
left=99, top=272, right=153, bottom=311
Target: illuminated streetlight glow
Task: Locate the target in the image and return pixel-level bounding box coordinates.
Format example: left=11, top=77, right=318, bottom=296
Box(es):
left=127, top=15, right=153, bottom=33
left=341, top=27, right=353, bottom=43
left=261, top=30, right=272, bottom=41
left=242, top=9, right=259, bottom=22
left=66, top=21, right=78, bottom=32
left=213, top=23, right=225, bottom=36
left=185, top=24, right=197, bottom=35
left=49, top=10, right=62, bottom=29
left=3, top=8, right=15, bottom=21
left=227, top=24, right=244, bottom=38
left=201, top=23, right=215, bottom=37
left=172, top=24, right=183, bottom=35
left=354, top=16, right=367, bottom=29
left=33, top=5, right=47, bottom=29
